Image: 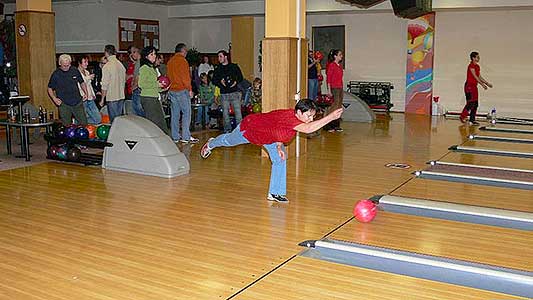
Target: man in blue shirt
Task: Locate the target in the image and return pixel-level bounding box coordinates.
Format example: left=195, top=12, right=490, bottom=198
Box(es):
left=47, top=54, right=88, bottom=125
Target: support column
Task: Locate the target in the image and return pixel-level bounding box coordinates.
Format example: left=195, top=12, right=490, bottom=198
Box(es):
left=15, top=0, right=56, bottom=112
left=231, top=16, right=254, bottom=81
left=263, top=0, right=307, bottom=157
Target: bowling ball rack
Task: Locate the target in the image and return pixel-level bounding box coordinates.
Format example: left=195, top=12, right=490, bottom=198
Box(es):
left=347, top=80, right=394, bottom=112
left=44, top=134, right=113, bottom=166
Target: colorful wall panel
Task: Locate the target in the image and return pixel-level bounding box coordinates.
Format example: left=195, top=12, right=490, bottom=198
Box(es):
left=405, top=13, right=435, bottom=114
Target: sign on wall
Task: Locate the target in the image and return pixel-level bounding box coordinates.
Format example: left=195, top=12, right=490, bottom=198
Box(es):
left=118, top=18, right=160, bottom=51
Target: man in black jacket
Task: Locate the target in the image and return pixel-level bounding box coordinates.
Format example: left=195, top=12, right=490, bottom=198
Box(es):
left=212, top=50, right=244, bottom=133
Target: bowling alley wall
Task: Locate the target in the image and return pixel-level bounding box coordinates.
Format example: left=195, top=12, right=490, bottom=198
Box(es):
left=3, top=2, right=532, bottom=117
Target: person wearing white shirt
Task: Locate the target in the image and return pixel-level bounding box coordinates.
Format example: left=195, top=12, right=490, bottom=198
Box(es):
left=197, top=55, right=214, bottom=77
left=78, top=56, right=102, bottom=124
left=101, top=44, right=126, bottom=123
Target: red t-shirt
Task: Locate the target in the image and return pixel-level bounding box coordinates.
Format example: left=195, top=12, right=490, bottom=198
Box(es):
left=466, top=62, right=480, bottom=86
left=240, top=109, right=303, bottom=145
left=326, top=62, right=343, bottom=89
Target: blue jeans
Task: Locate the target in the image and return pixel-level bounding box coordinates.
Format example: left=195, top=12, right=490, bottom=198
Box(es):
left=84, top=100, right=102, bottom=124
left=221, top=92, right=242, bottom=132
left=107, top=100, right=124, bottom=124
left=132, top=88, right=145, bottom=117
left=169, top=90, right=191, bottom=141
left=308, top=79, right=318, bottom=101
left=209, top=125, right=287, bottom=195
left=195, top=106, right=209, bottom=124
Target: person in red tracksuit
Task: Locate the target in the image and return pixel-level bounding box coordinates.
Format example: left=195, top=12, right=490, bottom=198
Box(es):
left=460, top=51, right=493, bottom=125
left=326, top=49, right=344, bottom=132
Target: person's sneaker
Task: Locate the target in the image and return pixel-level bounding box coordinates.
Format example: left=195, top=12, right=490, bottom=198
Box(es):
left=335, top=127, right=344, bottom=132
left=181, top=137, right=199, bottom=143
left=327, top=128, right=336, bottom=133
left=200, top=138, right=214, bottom=159
left=459, top=117, right=467, bottom=123
left=267, top=194, right=289, bottom=203
left=468, top=121, right=480, bottom=126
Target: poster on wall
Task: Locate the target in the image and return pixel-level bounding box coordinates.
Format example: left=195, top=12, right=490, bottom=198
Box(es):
left=312, top=25, right=345, bottom=68
left=118, top=18, right=159, bottom=51
left=405, top=13, right=435, bottom=115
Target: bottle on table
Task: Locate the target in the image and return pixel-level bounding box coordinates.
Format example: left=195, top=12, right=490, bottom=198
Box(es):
left=7, top=105, right=16, bottom=122
left=23, top=108, right=30, bottom=123
left=38, top=106, right=45, bottom=123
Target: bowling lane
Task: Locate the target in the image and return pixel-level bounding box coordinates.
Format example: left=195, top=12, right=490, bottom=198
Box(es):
left=440, top=152, right=533, bottom=170
left=232, top=256, right=527, bottom=300
left=463, top=139, right=533, bottom=153
left=488, top=124, right=533, bottom=130
left=474, top=130, right=533, bottom=140
left=329, top=212, right=532, bottom=272
left=392, top=178, right=533, bottom=212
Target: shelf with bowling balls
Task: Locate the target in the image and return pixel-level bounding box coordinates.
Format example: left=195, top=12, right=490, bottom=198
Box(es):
left=44, top=123, right=114, bottom=165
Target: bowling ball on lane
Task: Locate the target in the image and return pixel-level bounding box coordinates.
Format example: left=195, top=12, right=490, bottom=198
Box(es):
left=353, top=200, right=378, bottom=223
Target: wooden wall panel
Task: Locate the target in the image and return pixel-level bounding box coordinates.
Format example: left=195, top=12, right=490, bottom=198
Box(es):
left=231, top=16, right=255, bottom=81
left=15, top=11, right=56, bottom=113
left=261, top=37, right=308, bottom=156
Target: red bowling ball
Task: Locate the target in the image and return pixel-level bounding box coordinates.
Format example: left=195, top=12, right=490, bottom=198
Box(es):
left=353, top=200, right=378, bottom=223
left=158, top=75, right=171, bottom=89
left=314, top=50, right=324, bottom=61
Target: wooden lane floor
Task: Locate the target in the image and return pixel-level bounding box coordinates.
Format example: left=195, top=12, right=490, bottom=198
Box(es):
left=440, top=151, right=533, bottom=170
left=392, top=177, right=533, bottom=212
left=0, top=115, right=507, bottom=299
left=232, top=256, right=527, bottom=300
left=328, top=212, right=532, bottom=272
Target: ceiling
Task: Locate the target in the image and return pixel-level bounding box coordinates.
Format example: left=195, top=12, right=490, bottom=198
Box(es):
left=1, top=0, right=262, bottom=5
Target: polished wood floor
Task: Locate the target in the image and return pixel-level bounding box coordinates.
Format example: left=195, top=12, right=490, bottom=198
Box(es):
left=0, top=115, right=530, bottom=299
left=393, top=178, right=533, bottom=212
left=232, top=257, right=526, bottom=300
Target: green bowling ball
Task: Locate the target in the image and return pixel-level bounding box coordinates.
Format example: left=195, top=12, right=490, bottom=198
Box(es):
left=96, top=124, right=111, bottom=140
left=252, top=103, right=262, bottom=113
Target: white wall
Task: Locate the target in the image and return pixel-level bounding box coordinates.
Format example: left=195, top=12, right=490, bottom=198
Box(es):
left=434, top=8, right=533, bottom=117
left=254, top=16, right=265, bottom=78
left=190, top=18, right=231, bottom=53
left=167, top=0, right=533, bottom=18
left=3, top=3, right=16, bottom=15
left=6, top=1, right=533, bottom=116
left=4, top=1, right=186, bottom=53
left=307, top=12, right=408, bottom=111
left=53, top=1, right=108, bottom=53
left=190, top=13, right=408, bottom=110
left=167, top=18, right=193, bottom=50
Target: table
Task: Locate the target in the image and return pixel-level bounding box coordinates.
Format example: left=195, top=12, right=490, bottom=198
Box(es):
left=0, top=120, right=54, bottom=161
left=191, top=102, right=209, bottom=130
left=9, top=95, right=30, bottom=122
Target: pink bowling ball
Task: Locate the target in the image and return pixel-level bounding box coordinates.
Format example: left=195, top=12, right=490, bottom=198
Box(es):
left=353, top=200, right=378, bottom=223
left=158, top=75, right=171, bottom=89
